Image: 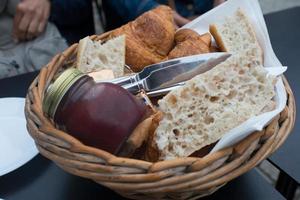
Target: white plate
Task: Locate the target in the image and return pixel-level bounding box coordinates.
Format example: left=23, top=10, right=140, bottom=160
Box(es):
left=0, top=97, right=26, bottom=119
left=0, top=98, right=38, bottom=176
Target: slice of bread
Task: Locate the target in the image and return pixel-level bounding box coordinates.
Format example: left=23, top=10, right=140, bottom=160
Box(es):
left=209, top=9, right=263, bottom=64
left=150, top=52, right=276, bottom=160
left=88, top=69, right=115, bottom=82
left=77, top=35, right=125, bottom=77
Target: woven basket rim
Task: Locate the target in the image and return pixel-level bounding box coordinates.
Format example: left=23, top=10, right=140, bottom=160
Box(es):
left=24, top=33, right=296, bottom=199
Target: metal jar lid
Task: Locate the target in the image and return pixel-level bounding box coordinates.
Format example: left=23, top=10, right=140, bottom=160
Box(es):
left=43, top=68, right=84, bottom=119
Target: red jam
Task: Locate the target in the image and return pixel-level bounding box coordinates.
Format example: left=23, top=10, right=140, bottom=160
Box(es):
left=43, top=68, right=147, bottom=154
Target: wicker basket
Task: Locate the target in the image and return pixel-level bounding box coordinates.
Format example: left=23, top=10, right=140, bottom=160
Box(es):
left=25, top=33, right=296, bottom=200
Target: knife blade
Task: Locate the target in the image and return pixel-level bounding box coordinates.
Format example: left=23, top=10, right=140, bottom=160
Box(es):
left=123, top=53, right=231, bottom=94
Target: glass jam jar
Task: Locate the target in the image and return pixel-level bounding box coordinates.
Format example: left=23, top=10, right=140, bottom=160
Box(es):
left=43, top=68, right=147, bottom=154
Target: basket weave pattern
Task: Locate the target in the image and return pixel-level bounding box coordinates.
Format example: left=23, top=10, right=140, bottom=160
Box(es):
left=25, top=34, right=295, bottom=200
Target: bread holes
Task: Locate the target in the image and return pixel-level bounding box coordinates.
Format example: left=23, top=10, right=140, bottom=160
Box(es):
left=187, top=113, right=193, bottom=118
left=204, top=115, right=214, bottom=124
left=99, top=54, right=108, bottom=65
left=250, top=99, right=256, bottom=105
left=180, top=89, right=188, bottom=99
left=193, top=87, right=200, bottom=93
left=209, top=96, right=219, bottom=102
left=166, top=113, right=173, bottom=120
left=168, top=144, right=174, bottom=152
left=226, top=90, right=237, bottom=99
left=245, top=88, right=255, bottom=96
left=187, top=124, right=192, bottom=129
left=191, top=86, right=201, bottom=96
left=199, top=107, right=207, bottom=113
left=167, top=94, right=177, bottom=106
left=213, top=75, right=222, bottom=82
left=238, top=93, right=245, bottom=102
left=256, top=76, right=264, bottom=83
left=172, top=129, right=180, bottom=136
left=258, top=85, right=264, bottom=91
left=239, top=69, right=245, bottom=75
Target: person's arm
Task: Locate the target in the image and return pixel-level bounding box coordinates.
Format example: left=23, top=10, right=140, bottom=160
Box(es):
left=173, top=11, right=190, bottom=27
left=214, top=0, right=225, bottom=7
left=12, top=0, right=50, bottom=41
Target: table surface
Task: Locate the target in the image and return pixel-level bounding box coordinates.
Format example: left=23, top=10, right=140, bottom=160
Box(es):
left=0, top=8, right=296, bottom=200
left=265, top=7, right=300, bottom=184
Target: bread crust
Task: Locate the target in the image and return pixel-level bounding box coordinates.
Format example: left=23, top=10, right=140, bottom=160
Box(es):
left=76, top=37, right=90, bottom=69
left=168, top=29, right=211, bottom=59
left=144, top=111, right=164, bottom=162
left=110, top=6, right=175, bottom=72
left=209, top=24, right=228, bottom=52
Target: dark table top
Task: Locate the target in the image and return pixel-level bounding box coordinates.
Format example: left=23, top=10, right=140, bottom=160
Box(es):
left=265, top=7, right=300, bottom=184
left=0, top=8, right=296, bottom=200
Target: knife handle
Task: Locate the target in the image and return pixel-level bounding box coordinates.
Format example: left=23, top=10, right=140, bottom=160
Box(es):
left=110, top=75, right=135, bottom=86
left=122, top=80, right=144, bottom=94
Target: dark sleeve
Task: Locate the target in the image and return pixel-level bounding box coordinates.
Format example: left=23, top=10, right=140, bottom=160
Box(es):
left=0, top=0, right=7, bottom=14
left=105, top=0, right=160, bottom=22
left=193, top=0, right=214, bottom=14
left=50, top=0, right=93, bottom=27
left=49, top=0, right=95, bottom=44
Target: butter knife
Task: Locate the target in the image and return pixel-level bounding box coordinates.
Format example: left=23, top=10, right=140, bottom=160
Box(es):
left=109, top=52, right=230, bottom=86
left=122, top=53, right=231, bottom=94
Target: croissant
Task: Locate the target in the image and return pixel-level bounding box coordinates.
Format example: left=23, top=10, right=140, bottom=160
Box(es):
left=110, top=6, right=176, bottom=72
left=168, top=29, right=211, bottom=59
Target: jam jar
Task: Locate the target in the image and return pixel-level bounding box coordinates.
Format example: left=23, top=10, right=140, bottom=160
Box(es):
left=43, top=68, right=147, bottom=154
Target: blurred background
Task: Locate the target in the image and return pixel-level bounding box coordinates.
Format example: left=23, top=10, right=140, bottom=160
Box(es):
left=259, top=0, right=300, bottom=13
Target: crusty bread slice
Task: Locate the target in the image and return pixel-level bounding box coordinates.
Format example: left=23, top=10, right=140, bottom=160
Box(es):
left=77, top=35, right=125, bottom=77
left=151, top=52, right=276, bottom=160
left=209, top=9, right=263, bottom=64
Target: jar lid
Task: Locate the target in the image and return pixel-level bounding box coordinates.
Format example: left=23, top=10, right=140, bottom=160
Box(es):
left=43, top=68, right=84, bottom=119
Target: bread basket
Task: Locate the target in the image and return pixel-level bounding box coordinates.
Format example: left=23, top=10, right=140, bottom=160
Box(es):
left=25, top=33, right=296, bottom=200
